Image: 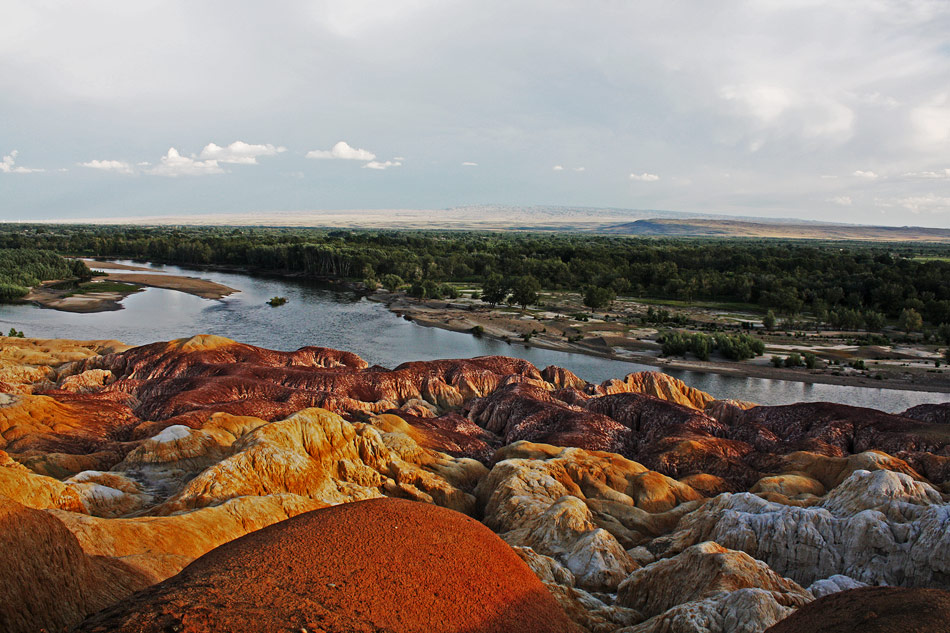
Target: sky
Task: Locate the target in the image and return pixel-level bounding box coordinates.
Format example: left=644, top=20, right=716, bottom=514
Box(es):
left=2, top=0, right=950, bottom=227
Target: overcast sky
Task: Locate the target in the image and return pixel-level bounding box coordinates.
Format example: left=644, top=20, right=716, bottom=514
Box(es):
left=2, top=0, right=950, bottom=226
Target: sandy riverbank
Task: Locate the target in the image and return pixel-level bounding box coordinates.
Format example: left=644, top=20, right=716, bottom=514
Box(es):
left=370, top=292, right=950, bottom=395
left=100, top=273, right=235, bottom=300
left=23, top=285, right=133, bottom=313
left=24, top=272, right=237, bottom=313
left=81, top=260, right=155, bottom=272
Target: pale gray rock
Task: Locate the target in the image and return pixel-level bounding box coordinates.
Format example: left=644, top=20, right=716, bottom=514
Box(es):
left=513, top=545, right=642, bottom=633
left=806, top=574, right=868, bottom=598
left=617, top=541, right=811, bottom=618
left=652, top=469, right=950, bottom=588
left=617, top=588, right=799, bottom=633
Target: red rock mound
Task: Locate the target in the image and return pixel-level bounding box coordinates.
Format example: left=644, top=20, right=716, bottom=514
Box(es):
left=0, top=497, right=150, bottom=633
left=903, top=402, right=950, bottom=425
left=764, top=586, right=950, bottom=633
left=75, top=498, right=582, bottom=633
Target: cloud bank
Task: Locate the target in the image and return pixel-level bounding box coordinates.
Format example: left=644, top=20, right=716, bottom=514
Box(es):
left=149, top=148, right=225, bottom=177
left=80, top=159, right=134, bottom=175
left=306, top=141, right=376, bottom=161
left=1, top=150, right=44, bottom=174
left=199, top=141, right=286, bottom=165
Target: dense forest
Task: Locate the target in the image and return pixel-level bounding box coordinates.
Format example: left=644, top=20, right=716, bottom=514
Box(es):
left=2, top=224, right=950, bottom=329
left=0, top=248, right=89, bottom=301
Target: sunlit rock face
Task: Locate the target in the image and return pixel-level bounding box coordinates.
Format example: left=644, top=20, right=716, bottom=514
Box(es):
left=73, top=498, right=584, bottom=633
left=1, top=335, right=949, bottom=633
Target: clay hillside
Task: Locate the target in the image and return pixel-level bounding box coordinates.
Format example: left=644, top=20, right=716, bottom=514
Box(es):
left=2, top=334, right=950, bottom=633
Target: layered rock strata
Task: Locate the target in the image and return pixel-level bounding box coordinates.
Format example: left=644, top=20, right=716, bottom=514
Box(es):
left=0, top=335, right=948, bottom=633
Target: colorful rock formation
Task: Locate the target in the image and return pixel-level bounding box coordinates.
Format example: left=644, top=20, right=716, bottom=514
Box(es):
left=0, top=335, right=948, bottom=633
left=75, top=498, right=582, bottom=633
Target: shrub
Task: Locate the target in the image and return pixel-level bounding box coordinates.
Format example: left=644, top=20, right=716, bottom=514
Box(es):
left=784, top=353, right=803, bottom=368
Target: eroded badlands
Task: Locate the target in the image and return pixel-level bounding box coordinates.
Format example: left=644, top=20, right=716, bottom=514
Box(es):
left=1, top=334, right=949, bottom=632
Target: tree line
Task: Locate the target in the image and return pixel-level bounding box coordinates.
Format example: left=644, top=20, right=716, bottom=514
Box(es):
left=0, top=248, right=89, bottom=301
left=2, top=225, right=950, bottom=329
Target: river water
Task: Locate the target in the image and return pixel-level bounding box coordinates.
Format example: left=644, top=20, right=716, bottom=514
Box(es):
left=1, top=261, right=946, bottom=413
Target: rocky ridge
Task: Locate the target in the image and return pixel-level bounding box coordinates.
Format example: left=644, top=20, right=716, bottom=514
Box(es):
left=0, top=334, right=948, bottom=633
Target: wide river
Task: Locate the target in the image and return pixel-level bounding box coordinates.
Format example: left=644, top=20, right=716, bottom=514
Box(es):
left=1, top=261, right=947, bottom=413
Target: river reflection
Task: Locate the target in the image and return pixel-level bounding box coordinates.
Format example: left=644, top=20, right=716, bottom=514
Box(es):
left=1, top=261, right=946, bottom=413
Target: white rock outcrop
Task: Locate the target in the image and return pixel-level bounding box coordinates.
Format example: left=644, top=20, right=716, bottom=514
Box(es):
left=652, top=469, right=950, bottom=588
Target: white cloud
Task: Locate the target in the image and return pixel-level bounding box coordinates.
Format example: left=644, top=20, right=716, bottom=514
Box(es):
left=199, top=141, right=285, bottom=165
left=876, top=194, right=950, bottom=213
left=853, top=170, right=879, bottom=179
left=0, top=150, right=44, bottom=174
left=552, top=165, right=564, bottom=171
left=854, top=92, right=900, bottom=110
left=720, top=84, right=792, bottom=123
left=136, top=161, right=151, bottom=166
left=80, top=159, right=134, bottom=175
left=148, top=148, right=224, bottom=177
left=394, top=156, right=406, bottom=161
left=363, top=160, right=402, bottom=170
left=911, top=93, right=950, bottom=148
left=306, top=141, right=376, bottom=161
left=461, top=161, right=478, bottom=166
left=629, top=172, right=660, bottom=182
left=904, top=168, right=950, bottom=179
left=573, top=166, right=586, bottom=172
left=719, top=84, right=854, bottom=146
left=829, top=195, right=852, bottom=206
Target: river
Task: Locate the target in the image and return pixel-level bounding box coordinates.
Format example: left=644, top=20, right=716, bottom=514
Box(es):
left=1, top=261, right=947, bottom=413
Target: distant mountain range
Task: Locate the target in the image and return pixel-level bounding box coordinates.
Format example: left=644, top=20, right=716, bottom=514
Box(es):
left=52, top=205, right=950, bottom=242
left=597, top=218, right=950, bottom=242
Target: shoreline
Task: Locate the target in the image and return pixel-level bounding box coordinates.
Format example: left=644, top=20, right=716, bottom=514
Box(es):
left=25, top=266, right=238, bottom=313
left=70, top=258, right=949, bottom=396
left=23, top=284, right=132, bottom=313
left=369, top=292, right=950, bottom=396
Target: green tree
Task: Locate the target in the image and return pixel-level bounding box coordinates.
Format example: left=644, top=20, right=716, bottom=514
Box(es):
left=510, top=275, right=541, bottom=310
left=584, top=286, right=616, bottom=311
left=763, top=310, right=777, bottom=331
left=936, top=322, right=950, bottom=346
left=863, top=311, right=885, bottom=332
left=380, top=274, right=404, bottom=292
left=481, top=275, right=510, bottom=308
left=900, top=308, right=923, bottom=333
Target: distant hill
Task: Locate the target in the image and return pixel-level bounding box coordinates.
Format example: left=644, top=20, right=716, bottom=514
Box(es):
left=601, top=218, right=950, bottom=242
left=52, top=206, right=950, bottom=242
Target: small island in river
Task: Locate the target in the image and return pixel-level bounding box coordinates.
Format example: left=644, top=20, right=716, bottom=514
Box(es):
left=23, top=259, right=236, bottom=313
